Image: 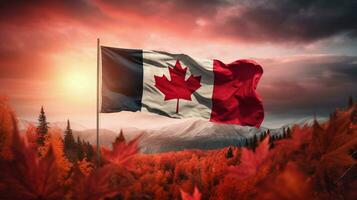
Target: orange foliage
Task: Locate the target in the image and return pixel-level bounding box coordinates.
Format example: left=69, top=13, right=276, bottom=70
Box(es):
left=51, top=132, right=73, bottom=186
left=77, top=157, right=93, bottom=176
left=0, top=112, right=65, bottom=199
left=37, top=133, right=51, bottom=157
left=0, top=98, right=14, bottom=160
left=0, top=99, right=356, bottom=200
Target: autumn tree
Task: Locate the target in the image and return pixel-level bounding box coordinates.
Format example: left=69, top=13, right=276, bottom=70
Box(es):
left=36, top=106, right=49, bottom=146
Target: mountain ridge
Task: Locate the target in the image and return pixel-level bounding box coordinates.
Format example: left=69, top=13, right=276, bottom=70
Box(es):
left=18, top=117, right=326, bottom=153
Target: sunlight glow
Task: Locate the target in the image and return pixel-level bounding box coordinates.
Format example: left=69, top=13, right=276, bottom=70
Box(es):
left=59, top=68, right=95, bottom=99
left=63, top=72, right=91, bottom=92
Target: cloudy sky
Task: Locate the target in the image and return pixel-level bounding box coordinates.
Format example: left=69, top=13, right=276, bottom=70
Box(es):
left=0, top=0, right=356, bottom=129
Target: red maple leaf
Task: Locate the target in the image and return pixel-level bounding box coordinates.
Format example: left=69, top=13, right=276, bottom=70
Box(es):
left=101, top=135, right=140, bottom=167
left=154, top=60, right=201, bottom=113
left=227, top=136, right=270, bottom=179
left=180, top=186, right=202, bottom=200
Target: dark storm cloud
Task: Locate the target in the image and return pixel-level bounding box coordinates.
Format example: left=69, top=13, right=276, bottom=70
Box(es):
left=98, top=0, right=357, bottom=43
left=257, top=55, right=357, bottom=118
left=99, top=0, right=228, bottom=14
left=218, top=0, right=357, bottom=42
left=0, top=0, right=356, bottom=43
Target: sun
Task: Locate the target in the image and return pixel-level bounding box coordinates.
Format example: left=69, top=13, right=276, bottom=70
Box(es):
left=60, top=69, right=95, bottom=97
left=64, top=72, right=90, bottom=90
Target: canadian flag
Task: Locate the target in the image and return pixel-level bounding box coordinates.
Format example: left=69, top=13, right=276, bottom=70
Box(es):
left=101, top=46, right=264, bottom=127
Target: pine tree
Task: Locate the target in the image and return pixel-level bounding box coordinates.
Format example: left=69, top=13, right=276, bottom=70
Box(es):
left=64, top=119, right=76, bottom=162
left=36, top=106, right=49, bottom=146
left=243, top=137, right=248, bottom=147
left=225, top=146, right=234, bottom=158
left=239, top=138, right=247, bottom=147
left=282, top=128, right=286, bottom=138
left=260, top=131, right=267, bottom=141
left=116, top=130, right=126, bottom=143
left=269, top=139, right=275, bottom=149
left=269, top=134, right=275, bottom=149
left=76, top=136, right=84, bottom=160
left=64, top=120, right=75, bottom=148
left=112, top=129, right=126, bottom=150
left=251, top=134, right=258, bottom=152
left=246, top=137, right=251, bottom=148
left=286, top=127, right=292, bottom=138
left=84, top=142, right=95, bottom=161
left=348, top=96, right=354, bottom=108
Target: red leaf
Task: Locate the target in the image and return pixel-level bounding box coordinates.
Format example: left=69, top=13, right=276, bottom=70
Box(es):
left=154, top=60, right=201, bottom=113
left=72, top=164, right=134, bottom=200
left=228, top=136, right=270, bottom=179
left=180, top=186, right=201, bottom=200
left=0, top=114, right=64, bottom=200
left=101, top=135, right=140, bottom=167
left=255, top=162, right=314, bottom=200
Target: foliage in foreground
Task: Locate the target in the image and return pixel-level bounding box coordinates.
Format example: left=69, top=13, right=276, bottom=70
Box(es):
left=0, top=98, right=356, bottom=200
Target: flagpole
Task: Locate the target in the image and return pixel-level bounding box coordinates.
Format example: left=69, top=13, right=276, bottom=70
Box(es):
left=96, top=38, right=100, bottom=167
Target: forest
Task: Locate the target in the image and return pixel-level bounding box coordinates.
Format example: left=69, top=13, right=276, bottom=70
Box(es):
left=0, top=98, right=356, bottom=200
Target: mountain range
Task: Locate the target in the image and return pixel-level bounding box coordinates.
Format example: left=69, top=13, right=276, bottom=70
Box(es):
left=18, top=117, right=326, bottom=153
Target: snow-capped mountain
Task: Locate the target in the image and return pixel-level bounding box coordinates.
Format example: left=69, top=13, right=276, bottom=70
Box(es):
left=18, top=117, right=327, bottom=153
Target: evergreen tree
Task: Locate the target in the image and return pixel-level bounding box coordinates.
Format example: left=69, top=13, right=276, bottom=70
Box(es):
left=251, top=134, right=258, bottom=152
left=76, top=136, right=85, bottom=160
left=84, top=142, right=95, bottom=161
left=246, top=137, right=251, bottom=148
left=225, top=146, right=234, bottom=158
left=269, top=139, right=275, bottom=149
left=36, top=106, right=49, bottom=146
left=240, top=138, right=247, bottom=147
left=116, top=130, right=126, bottom=143
left=286, top=127, right=292, bottom=138
left=269, top=133, right=275, bottom=149
left=330, top=109, right=339, bottom=121
left=313, top=116, right=320, bottom=129
left=112, top=129, right=125, bottom=150
left=64, top=120, right=76, bottom=149
left=348, top=96, right=354, bottom=108
left=260, top=131, right=267, bottom=141
left=282, top=128, right=286, bottom=138
left=64, top=119, right=76, bottom=162
left=266, top=129, right=271, bottom=136
left=243, top=138, right=248, bottom=147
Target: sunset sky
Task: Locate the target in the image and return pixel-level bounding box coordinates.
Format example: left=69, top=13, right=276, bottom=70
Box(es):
left=0, top=0, right=356, bottom=130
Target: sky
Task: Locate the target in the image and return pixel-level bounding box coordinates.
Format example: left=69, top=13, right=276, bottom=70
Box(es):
left=0, top=0, right=356, bottom=130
